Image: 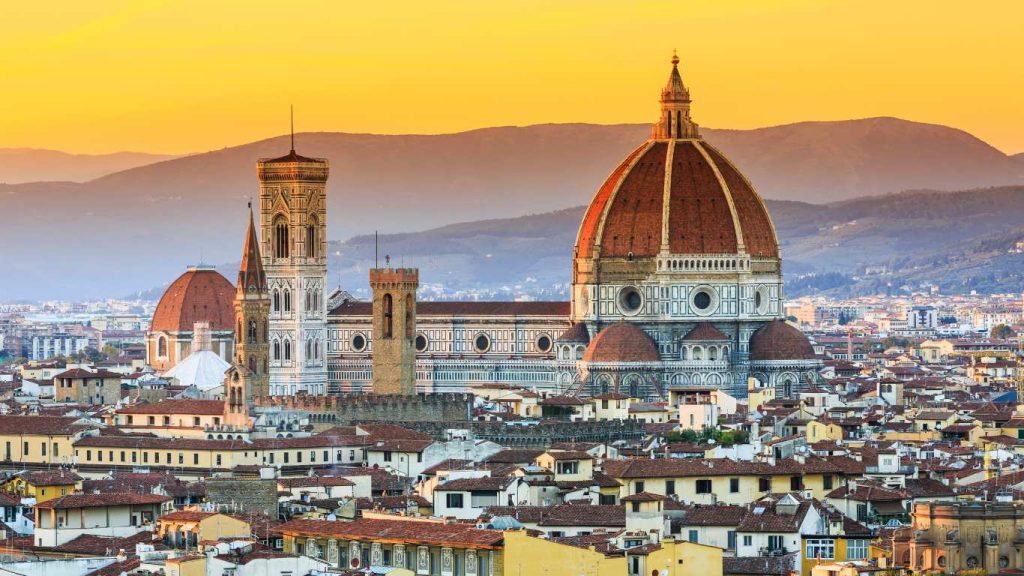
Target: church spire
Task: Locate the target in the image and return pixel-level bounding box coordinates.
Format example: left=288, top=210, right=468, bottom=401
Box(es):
left=651, top=51, right=700, bottom=140
left=237, top=204, right=267, bottom=295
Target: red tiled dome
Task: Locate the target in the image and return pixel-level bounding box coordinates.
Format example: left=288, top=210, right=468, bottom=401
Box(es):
left=749, top=320, right=815, bottom=361
left=575, top=139, right=778, bottom=260
left=583, top=322, right=661, bottom=363
left=151, top=267, right=235, bottom=333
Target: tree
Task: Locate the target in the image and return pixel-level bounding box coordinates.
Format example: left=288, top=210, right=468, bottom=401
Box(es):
left=991, top=324, right=1016, bottom=339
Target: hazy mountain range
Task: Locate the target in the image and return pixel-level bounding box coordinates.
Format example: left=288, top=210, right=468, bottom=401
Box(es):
left=0, top=149, right=179, bottom=184
left=1, top=117, right=1022, bottom=300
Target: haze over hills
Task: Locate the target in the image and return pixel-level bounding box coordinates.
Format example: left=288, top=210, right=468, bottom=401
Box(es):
left=0, top=148, right=179, bottom=184
left=147, top=185, right=1024, bottom=304
left=1, top=117, right=1022, bottom=300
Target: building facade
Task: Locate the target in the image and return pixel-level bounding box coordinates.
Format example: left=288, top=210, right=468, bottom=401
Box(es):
left=323, top=55, right=819, bottom=400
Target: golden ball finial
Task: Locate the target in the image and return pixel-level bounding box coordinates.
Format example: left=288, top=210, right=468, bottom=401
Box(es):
left=671, top=50, right=679, bottom=66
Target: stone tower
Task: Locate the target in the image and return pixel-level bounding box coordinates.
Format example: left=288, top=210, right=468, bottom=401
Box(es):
left=232, top=205, right=270, bottom=400
left=257, top=144, right=329, bottom=396
left=370, top=266, right=418, bottom=395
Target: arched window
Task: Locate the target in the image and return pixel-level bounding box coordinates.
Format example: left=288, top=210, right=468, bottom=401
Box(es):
left=157, top=336, right=167, bottom=357
left=273, top=215, right=289, bottom=259
left=314, top=340, right=320, bottom=359
left=273, top=339, right=281, bottom=361
left=382, top=293, right=393, bottom=338
left=283, top=289, right=291, bottom=312
left=272, top=289, right=280, bottom=312
left=305, top=290, right=311, bottom=312
left=306, top=215, right=318, bottom=258
left=405, top=294, right=414, bottom=338
left=284, top=339, right=291, bottom=361
left=248, top=356, right=256, bottom=375
left=247, top=320, right=257, bottom=344
left=306, top=339, right=312, bottom=361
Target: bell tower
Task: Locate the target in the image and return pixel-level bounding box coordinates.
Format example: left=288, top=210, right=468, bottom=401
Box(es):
left=257, top=137, right=329, bottom=396
left=232, top=204, right=270, bottom=400
left=370, top=264, right=418, bottom=395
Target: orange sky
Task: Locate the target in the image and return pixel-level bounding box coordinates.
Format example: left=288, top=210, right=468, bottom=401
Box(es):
left=1, top=0, right=1021, bottom=155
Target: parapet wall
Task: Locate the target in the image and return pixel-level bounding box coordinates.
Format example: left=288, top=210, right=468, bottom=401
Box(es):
left=387, top=419, right=647, bottom=449
left=253, top=393, right=473, bottom=424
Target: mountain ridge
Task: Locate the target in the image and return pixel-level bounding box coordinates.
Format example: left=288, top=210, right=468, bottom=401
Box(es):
left=2, top=117, right=1022, bottom=300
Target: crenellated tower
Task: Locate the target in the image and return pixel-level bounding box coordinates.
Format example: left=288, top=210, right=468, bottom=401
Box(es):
left=370, top=266, right=419, bottom=395
left=231, top=204, right=271, bottom=400
left=257, top=142, right=329, bottom=396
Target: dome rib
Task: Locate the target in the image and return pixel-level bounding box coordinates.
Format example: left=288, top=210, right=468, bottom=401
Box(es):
left=576, top=141, right=652, bottom=260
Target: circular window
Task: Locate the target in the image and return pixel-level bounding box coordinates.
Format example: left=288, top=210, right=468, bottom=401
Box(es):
left=617, top=286, right=643, bottom=315
left=692, top=289, right=714, bottom=313
left=474, top=333, right=491, bottom=353
left=415, top=333, right=428, bottom=352
left=755, top=286, right=771, bottom=315
left=351, top=333, right=367, bottom=352
left=536, top=335, right=552, bottom=353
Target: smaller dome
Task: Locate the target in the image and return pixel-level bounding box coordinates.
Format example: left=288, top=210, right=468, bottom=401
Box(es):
left=749, top=320, right=816, bottom=361
left=583, top=322, right=661, bottom=363
left=557, top=323, right=590, bottom=344
left=681, top=323, right=729, bottom=342
left=152, top=267, right=235, bottom=333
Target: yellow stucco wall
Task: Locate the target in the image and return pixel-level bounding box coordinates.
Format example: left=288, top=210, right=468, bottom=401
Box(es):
left=503, top=530, right=624, bottom=576
left=647, top=540, right=723, bottom=576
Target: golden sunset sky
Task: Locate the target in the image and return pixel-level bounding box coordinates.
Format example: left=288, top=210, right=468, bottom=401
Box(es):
left=2, top=0, right=1021, bottom=154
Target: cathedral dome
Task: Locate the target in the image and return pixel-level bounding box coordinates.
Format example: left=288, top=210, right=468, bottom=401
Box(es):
left=574, top=56, right=778, bottom=262
left=749, top=320, right=816, bottom=361
left=583, top=322, right=661, bottom=363
left=151, top=266, right=235, bottom=333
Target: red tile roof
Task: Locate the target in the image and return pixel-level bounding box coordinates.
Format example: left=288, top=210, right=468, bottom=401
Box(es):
left=36, top=492, right=171, bottom=509
left=0, top=415, right=93, bottom=436
left=331, top=301, right=569, bottom=318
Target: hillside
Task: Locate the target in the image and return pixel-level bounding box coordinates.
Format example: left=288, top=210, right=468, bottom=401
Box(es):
left=0, top=148, right=178, bottom=184
left=137, top=186, right=1024, bottom=303
left=2, top=118, right=1022, bottom=299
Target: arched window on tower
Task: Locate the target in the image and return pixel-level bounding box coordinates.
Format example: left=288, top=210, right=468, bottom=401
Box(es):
left=248, top=356, right=257, bottom=375
left=272, top=289, right=280, bottom=312
left=314, top=340, right=320, bottom=360
left=247, top=320, right=257, bottom=344
left=157, top=336, right=167, bottom=358
left=305, top=290, right=311, bottom=312
left=272, top=339, right=281, bottom=361
left=306, top=339, right=312, bottom=362
left=306, top=215, right=318, bottom=258
left=382, top=293, right=393, bottom=339
left=273, top=215, right=289, bottom=259
left=284, top=339, right=291, bottom=361
left=284, top=289, right=291, bottom=312
left=405, top=294, right=414, bottom=338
